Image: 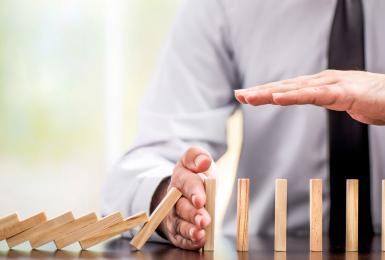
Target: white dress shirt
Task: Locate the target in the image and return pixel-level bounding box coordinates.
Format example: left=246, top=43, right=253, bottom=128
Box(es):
left=101, top=0, right=385, bottom=241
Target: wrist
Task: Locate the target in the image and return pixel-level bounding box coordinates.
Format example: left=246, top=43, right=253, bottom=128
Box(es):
left=150, top=176, right=171, bottom=240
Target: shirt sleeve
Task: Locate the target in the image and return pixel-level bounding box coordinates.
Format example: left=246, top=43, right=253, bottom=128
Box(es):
left=101, top=0, right=240, bottom=242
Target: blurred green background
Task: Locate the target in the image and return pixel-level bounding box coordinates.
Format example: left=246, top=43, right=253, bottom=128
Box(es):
left=0, top=0, right=241, bottom=227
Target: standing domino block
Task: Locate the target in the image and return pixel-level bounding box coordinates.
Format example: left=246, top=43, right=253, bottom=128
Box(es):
left=346, top=179, right=358, bottom=252
left=204, top=178, right=216, bottom=251
left=237, top=178, right=249, bottom=251
left=382, top=180, right=385, bottom=251
left=130, top=187, right=182, bottom=250
left=0, top=214, right=19, bottom=240
left=79, top=211, right=148, bottom=249
left=310, top=179, right=322, bottom=251
left=7, top=212, right=74, bottom=248
left=274, top=179, right=287, bottom=252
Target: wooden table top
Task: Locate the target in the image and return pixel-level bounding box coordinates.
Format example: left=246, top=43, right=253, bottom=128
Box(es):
left=0, top=235, right=383, bottom=259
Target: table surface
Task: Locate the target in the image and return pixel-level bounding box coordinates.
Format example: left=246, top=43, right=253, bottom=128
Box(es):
left=0, top=235, right=383, bottom=259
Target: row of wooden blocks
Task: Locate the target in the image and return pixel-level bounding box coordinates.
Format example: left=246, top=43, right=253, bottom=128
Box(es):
left=0, top=210, right=149, bottom=250
left=246, top=178, right=385, bottom=253
left=2, top=178, right=384, bottom=252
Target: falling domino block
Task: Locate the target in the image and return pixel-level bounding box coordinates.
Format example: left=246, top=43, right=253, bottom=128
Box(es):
left=310, top=179, right=322, bottom=252
left=346, top=179, right=358, bottom=252
left=274, top=179, right=287, bottom=252
left=237, top=178, right=249, bottom=252
left=382, top=180, right=385, bottom=251
left=31, top=213, right=97, bottom=248
left=204, top=178, right=216, bottom=251
left=6, top=212, right=74, bottom=248
left=54, top=212, right=123, bottom=249
left=0, top=213, right=19, bottom=240
left=79, top=211, right=148, bottom=249
left=130, top=187, right=182, bottom=250
left=3, top=212, right=46, bottom=241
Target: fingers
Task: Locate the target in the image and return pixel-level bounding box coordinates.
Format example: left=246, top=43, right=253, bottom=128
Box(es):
left=175, top=197, right=211, bottom=229
left=171, top=163, right=207, bottom=208
left=234, top=72, right=338, bottom=106
left=163, top=213, right=206, bottom=250
left=237, top=83, right=301, bottom=105
left=172, top=234, right=205, bottom=250
left=271, top=85, right=350, bottom=111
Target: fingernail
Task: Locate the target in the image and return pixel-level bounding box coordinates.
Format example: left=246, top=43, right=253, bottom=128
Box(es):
left=196, top=229, right=205, bottom=240
left=243, top=94, right=252, bottom=103
left=234, top=89, right=246, bottom=93
left=189, top=228, right=196, bottom=241
left=192, top=195, right=203, bottom=208
left=195, top=214, right=202, bottom=227
left=194, top=154, right=208, bottom=167
left=192, top=195, right=198, bottom=207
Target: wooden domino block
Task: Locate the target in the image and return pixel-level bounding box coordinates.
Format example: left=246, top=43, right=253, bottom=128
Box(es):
left=382, top=180, right=385, bottom=251
left=32, top=213, right=97, bottom=249
left=310, top=179, right=322, bottom=252
left=79, top=211, right=148, bottom=249
left=204, top=178, right=216, bottom=251
left=309, top=252, right=323, bottom=260
left=3, top=212, right=46, bottom=240
left=274, top=179, right=287, bottom=252
left=6, top=212, right=73, bottom=248
left=346, top=179, right=358, bottom=252
left=237, top=178, right=249, bottom=252
left=0, top=213, right=19, bottom=240
left=54, top=212, right=123, bottom=249
left=28, top=212, right=75, bottom=248
left=130, top=187, right=182, bottom=250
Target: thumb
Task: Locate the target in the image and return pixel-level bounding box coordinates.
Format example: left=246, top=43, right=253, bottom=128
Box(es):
left=182, top=147, right=212, bottom=173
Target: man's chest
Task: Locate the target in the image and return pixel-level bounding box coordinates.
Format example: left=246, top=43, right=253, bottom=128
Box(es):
left=225, top=0, right=385, bottom=87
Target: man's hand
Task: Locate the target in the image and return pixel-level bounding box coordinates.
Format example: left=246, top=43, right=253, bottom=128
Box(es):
left=156, top=146, right=213, bottom=250
left=234, top=70, right=385, bottom=125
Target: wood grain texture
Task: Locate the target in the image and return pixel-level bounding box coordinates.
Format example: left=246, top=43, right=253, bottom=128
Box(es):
left=79, top=211, right=148, bottom=249
left=130, top=187, right=182, bottom=250
left=54, top=212, right=123, bottom=249
left=382, top=180, right=385, bottom=251
left=204, top=178, right=216, bottom=251
left=3, top=212, right=46, bottom=242
left=0, top=213, right=19, bottom=240
left=237, top=178, right=249, bottom=252
left=310, top=179, right=322, bottom=252
left=274, top=179, right=287, bottom=252
left=31, top=213, right=97, bottom=249
left=28, top=212, right=75, bottom=248
left=346, top=179, right=358, bottom=252
left=7, top=212, right=73, bottom=248
left=309, top=252, right=323, bottom=260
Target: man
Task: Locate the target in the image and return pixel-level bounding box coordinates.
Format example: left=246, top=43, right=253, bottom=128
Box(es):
left=102, top=0, right=385, bottom=250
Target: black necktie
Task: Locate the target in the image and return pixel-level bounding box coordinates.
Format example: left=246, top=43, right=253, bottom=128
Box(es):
left=328, top=0, right=373, bottom=252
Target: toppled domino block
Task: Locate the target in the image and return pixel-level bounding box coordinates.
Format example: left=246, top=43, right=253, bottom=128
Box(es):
left=130, top=187, right=182, bottom=250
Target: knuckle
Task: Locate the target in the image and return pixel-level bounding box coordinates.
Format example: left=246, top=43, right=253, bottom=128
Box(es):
left=174, top=218, right=182, bottom=235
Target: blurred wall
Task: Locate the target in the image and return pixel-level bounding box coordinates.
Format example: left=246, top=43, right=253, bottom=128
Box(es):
left=0, top=0, right=242, bottom=227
